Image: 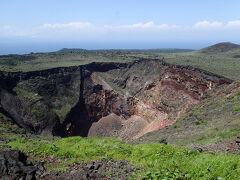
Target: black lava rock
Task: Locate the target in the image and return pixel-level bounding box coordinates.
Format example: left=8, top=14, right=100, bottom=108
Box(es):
left=0, top=150, right=37, bottom=180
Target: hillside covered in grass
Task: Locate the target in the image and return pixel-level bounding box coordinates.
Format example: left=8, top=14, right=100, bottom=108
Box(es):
left=1, top=43, right=240, bottom=81
left=162, top=43, right=240, bottom=81
left=7, top=136, right=240, bottom=180
left=199, top=42, right=240, bottom=54
left=0, top=112, right=239, bottom=179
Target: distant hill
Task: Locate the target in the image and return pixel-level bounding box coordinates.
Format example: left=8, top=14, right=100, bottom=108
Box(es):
left=57, top=48, right=194, bottom=54
left=199, top=42, right=240, bottom=53
left=57, top=48, right=88, bottom=53
left=120, top=48, right=194, bottom=53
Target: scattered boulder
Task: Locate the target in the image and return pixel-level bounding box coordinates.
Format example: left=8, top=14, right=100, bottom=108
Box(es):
left=235, top=135, right=240, bottom=144
left=42, top=159, right=139, bottom=180
left=159, top=139, right=168, bottom=144
left=188, top=135, right=240, bottom=154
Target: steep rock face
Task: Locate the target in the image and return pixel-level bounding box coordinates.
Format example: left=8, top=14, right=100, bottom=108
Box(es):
left=87, top=60, right=231, bottom=141
left=0, top=67, right=81, bottom=135
left=0, top=63, right=128, bottom=136
left=0, top=60, right=232, bottom=140
left=133, top=82, right=240, bottom=147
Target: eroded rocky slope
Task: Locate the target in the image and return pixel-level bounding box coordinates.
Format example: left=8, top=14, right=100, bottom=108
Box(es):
left=0, top=59, right=232, bottom=141
left=134, top=82, right=240, bottom=151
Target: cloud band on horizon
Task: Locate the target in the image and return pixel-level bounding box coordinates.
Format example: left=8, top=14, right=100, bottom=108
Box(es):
left=1, top=20, right=240, bottom=42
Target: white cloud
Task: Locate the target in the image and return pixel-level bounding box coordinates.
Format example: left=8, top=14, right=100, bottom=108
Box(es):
left=194, top=21, right=223, bottom=29
left=193, top=20, right=240, bottom=30
left=39, top=20, right=240, bottom=33
left=41, top=21, right=178, bottom=32
left=42, top=22, right=94, bottom=29
left=0, top=25, right=32, bottom=37
left=1, top=20, right=240, bottom=40
left=110, top=21, right=178, bottom=31
left=227, top=20, right=240, bottom=27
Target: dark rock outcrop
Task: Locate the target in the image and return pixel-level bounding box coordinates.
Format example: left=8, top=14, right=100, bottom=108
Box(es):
left=0, top=150, right=37, bottom=180
left=0, top=62, right=128, bottom=136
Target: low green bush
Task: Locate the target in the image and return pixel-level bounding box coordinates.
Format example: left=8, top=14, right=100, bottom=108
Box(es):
left=233, top=105, right=240, bottom=113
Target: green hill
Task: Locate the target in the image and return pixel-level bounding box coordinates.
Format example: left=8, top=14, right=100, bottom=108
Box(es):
left=199, top=42, right=240, bottom=54
left=1, top=43, right=240, bottom=81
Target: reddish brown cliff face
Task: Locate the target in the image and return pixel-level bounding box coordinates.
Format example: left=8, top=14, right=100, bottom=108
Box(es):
left=0, top=60, right=231, bottom=140
left=79, top=60, right=230, bottom=141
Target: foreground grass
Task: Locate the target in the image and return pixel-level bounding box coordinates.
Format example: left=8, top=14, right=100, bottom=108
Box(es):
left=8, top=136, right=240, bottom=180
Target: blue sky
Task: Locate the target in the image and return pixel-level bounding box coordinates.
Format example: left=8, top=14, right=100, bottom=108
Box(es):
left=1, top=0, right=240, bottom=54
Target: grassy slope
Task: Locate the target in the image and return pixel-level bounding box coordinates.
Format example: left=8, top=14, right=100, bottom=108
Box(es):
left=162, top=50, right=240, bottom=81
left=0, top=112, right=58, bottom=151
left=0, top=112, right=239, bottom=179
left=1, top=46, right=240, bottom=81
left=0, top=51, right=137, bottom=72
left=199, top=42, right=240, bottom=54
left=0, top=112, right=26, bottom=148
left=58, top=48, right=194, bottom=53
left=8, top=136, right=240, bottom=180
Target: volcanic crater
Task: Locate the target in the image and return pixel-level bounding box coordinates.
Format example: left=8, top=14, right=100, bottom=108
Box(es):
left=0, top=59, right=232, bottom=141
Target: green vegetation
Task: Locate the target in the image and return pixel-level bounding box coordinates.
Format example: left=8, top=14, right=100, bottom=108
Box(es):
left=0, top=51, right=136, bottom=72
left=3, top=108, right=239, bottom=179
left=0, top=55, right=35, bottom=66
left=7, top=136, right=240, bottom=179
left=183, top=89, right=240, bottom=145
left=196, top=127, right=240, bottom=145
left=173, top=122, right=181, bottom=129
left=53, top=103, right=73, bottom=122
left=58, top=48, right=194, bottom=53
left=233, top=105, right=240, bottom=113
left=1, top=43, right=240, bottom=81
left=199, top=42, right=240, bottom=54
left=195, top=120, right=207, bottom=125
left=31, top=106, right=45, bottom=118
left=13, top=86, right=41, bottom=104
left=163, top=50, right=240, bottom=81
left=0, top=112, right=26, bottom=151
left=13, top=86, right=46, bottom=118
